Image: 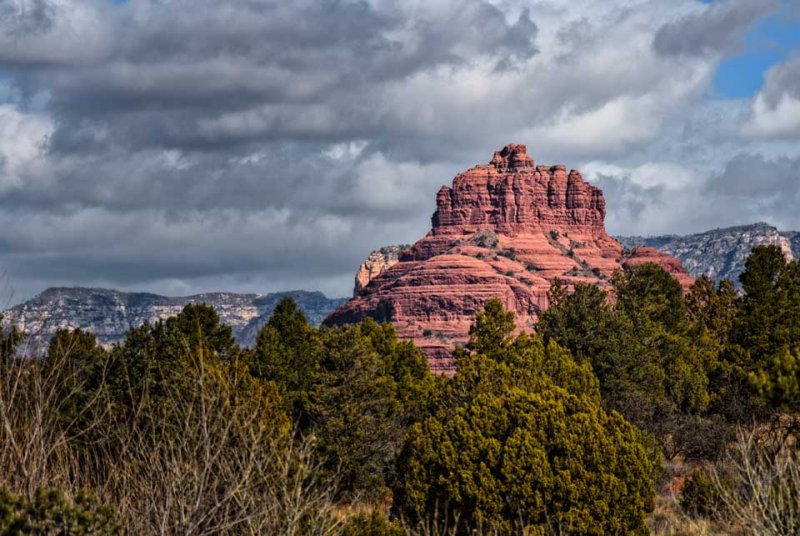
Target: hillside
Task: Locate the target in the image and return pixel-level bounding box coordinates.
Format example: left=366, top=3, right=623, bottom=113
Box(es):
left=617, top=222, right=796, bottom=284
left=2, top=287, right=346, bottom=351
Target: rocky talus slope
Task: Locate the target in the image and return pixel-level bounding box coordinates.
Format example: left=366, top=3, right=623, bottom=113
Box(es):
left=326, top=144, right=691, bottom=373
left=3, top=287, right=346, bottom=352
left=617, top=222, right=795, bottom=285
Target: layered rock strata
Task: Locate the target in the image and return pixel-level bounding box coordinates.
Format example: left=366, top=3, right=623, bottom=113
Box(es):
left=326, top=144, right=691, bottom=373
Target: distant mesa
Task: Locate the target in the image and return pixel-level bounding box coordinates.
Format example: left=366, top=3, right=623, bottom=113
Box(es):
left=3, top=287, right=346, bottom=352
left=325, top=144, right=692, bottom=373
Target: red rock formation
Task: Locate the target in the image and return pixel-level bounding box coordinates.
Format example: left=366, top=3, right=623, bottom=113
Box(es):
left=326, top=144, right=691, bottom=373
left=622, top=246, right=695, bottom=289
left=353, top=246, right=403, bottom=295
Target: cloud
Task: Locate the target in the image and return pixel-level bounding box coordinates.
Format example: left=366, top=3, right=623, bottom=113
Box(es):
left=653, top=0, right=779, bottom=57
left=0, top=0, right=790, bottom=303
left=592, top=152, right=800, bottom=237
left=529, top=96, right=679, bottom=156
left=0, top=105, right=52, bottom=191
left=2, top=0, right=538, bottom=155
left=705, top=152, right=800, bottom=200
left=743, top=57, right=800, bottom=138
left=2, top=0, right=716, bottom=164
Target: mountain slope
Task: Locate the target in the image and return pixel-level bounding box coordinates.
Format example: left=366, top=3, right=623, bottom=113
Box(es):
left=617, top=222, right=794, bottom=284
left=3, top=287, right=346, bottom=351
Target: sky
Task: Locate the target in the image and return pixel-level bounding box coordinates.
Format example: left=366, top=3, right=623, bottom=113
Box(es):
left=0, top=0, right=799, bottom=304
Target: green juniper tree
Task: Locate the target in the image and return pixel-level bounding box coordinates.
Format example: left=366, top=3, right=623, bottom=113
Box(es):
left=0, top=487, right=120, bottom=535
left=396, top=300, right=655, bottom=535
left=539, top=265, right=714, bottom=460
left=250, top=298, right=323, bottom=422
left=250, top=301, right=434, bottom=502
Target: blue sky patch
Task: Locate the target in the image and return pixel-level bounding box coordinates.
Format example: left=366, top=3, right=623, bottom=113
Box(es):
left=712, top=4, right=800, bottom=99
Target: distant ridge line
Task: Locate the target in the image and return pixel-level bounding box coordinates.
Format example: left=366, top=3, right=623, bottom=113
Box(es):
left=3, top=287, right=347, bottom=351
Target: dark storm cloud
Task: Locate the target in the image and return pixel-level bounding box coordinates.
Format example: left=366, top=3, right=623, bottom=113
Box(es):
left=653, top=0, right=779, bottom=57
left=0, top=0, right=541, bottom=205
left=700, top=153, right=800, bottom=231
left=759, top=57, right=800, bottom=106
left=705, top=152, right=800, bottom=201
left=592, top=173, right=666, bottom=227
left=0, top=0, right=57, bottom=35
left=0, top=142, right=442, bottom=222
left=0, top=0, right=539, bottom=301
left=0, top=209, right=364, bottom=281
left=3, top=0, right=538, bottom=154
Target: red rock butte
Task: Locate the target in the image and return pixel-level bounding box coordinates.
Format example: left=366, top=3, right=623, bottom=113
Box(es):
left=325, top=144, right=692, bottom=373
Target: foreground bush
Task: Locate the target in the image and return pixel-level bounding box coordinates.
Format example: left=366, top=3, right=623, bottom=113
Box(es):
left=395, top=301, right=656, bottom=534
left=680, top=468, right=719, bottom=518
left=538, top=271, right=715, bottom=461
left=341, top=512, right=403, bottom=536
left=0, top=487, right=119, bottom=535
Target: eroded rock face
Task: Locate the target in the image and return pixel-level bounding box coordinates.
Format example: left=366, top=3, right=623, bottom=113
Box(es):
left=326, top=144, right=691, bottom=373
left=354, top=246, right=404, bottom=295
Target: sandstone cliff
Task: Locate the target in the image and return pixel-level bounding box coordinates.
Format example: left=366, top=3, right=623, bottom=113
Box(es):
left=326, top=144, right=691, bottom=372
left=618, top=222, right=795, bottom=285
left=3, top=287, right=346, bottom=352
left=354, top=245, right=405, bottom=295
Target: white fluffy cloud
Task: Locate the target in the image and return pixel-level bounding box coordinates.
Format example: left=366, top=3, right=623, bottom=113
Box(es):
left=744, top=93, right=800, bottom=139
left=743, top=58, right=800, bottom=139
left=0, top=105, right=52, bottom=191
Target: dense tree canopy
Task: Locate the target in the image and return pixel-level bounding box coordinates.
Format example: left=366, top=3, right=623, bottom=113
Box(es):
left=249, top=303, right=434, bottom=501
left=249, top=298, right=323, bottom=421
left=539, top=268, right=713, bottom=460
left=736, top=246, right=800, bottom=410
left=0, top=487, right=119, bottom=535
left=396, top=300, right=655, bottom=534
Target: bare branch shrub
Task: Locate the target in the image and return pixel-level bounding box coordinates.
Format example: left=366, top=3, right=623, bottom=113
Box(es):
left=714, top=429, right=800, bottom=535
left=0, top=339, right=105, bottom=496
left=0, top=341, right=346, bottom=535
